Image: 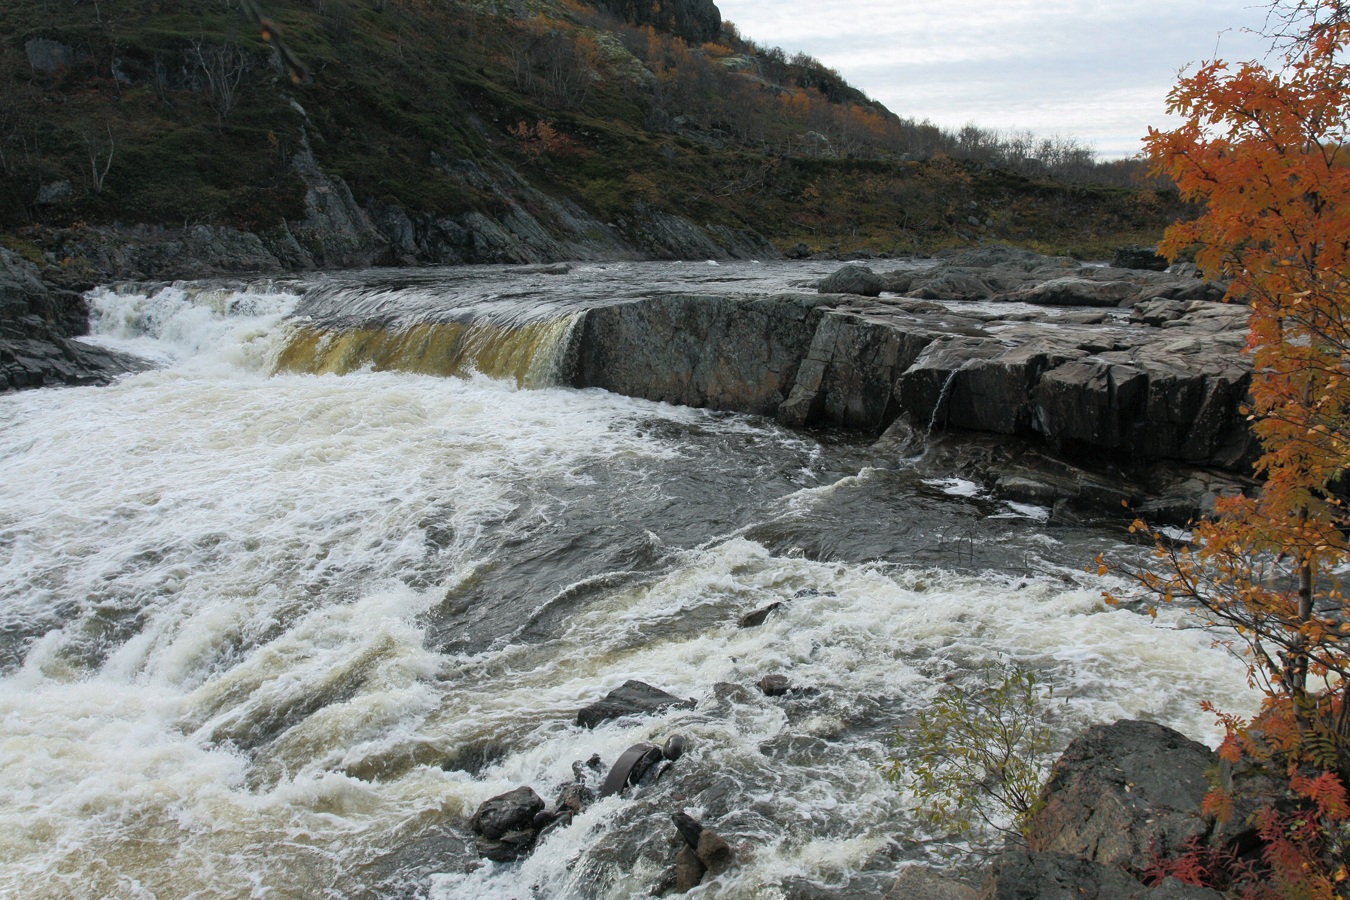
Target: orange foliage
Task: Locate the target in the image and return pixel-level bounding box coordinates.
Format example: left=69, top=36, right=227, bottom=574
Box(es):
left=1106, top=2, right=1350, bottom=893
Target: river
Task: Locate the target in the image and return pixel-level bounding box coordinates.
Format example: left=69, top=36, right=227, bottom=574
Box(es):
left=0, top=261, right=1256, bottom=898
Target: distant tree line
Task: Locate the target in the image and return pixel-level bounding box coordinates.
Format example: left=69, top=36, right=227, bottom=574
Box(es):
left=485, top=2, right=1159, bottom=187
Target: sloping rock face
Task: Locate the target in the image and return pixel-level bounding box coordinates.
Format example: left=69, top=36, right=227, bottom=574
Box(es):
left=0, top=248, right=144, bottom=390
left=982, top=720, right=1228, bottom=899
left=24, top=155, right=777, bottom=284
left=1028, top=720, right=1216, bottom=870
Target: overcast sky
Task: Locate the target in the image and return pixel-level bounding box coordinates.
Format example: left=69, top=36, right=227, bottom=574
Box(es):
left=713, top=0, right=1274, bottom=158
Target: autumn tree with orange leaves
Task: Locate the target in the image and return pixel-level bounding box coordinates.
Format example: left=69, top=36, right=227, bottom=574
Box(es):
left=1107, top=1, right=1350, bottom=894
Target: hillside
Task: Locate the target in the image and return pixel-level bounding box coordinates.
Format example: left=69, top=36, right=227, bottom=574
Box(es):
left=0, top=0, right=1183, bottom=280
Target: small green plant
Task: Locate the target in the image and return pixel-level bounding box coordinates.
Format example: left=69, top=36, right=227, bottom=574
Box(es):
left=885, top=663, right=1058, bottom=852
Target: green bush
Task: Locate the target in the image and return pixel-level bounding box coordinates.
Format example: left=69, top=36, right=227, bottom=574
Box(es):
left=885, top=663, right=1059, bottom=853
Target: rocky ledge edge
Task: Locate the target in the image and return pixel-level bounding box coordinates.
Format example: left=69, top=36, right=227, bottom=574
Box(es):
left=5, top=243, right=1255, bottom=521
left=566, top=245, right=1254, bottom=522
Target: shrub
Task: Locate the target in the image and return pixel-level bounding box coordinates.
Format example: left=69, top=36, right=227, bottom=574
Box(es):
left=885, top=663, right=1058, bottom=855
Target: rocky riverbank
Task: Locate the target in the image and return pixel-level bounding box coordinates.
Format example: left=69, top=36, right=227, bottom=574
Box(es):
left=0, top=248, right=144, bottom=390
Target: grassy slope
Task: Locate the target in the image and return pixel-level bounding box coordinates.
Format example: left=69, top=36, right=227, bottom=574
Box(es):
left=0, top=0, right=1181, bottom=261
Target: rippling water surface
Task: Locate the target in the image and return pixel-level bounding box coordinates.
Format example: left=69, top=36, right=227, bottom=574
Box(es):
left=0, top=262, right=1256, bottom=898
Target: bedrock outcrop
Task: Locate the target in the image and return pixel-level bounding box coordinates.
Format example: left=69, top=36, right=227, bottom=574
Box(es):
left=567, top=263, right=1250, bottom=464
left=562, top=248, right=1254, bottom=517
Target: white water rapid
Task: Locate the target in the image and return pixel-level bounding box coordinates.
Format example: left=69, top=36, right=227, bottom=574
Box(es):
left=0, top=263, right=1258, bottom=899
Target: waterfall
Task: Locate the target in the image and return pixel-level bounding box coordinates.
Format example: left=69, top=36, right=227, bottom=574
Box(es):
left=273, top=315, right=581, bottom=387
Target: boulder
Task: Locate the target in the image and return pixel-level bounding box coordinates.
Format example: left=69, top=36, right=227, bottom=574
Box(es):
left=476, top=828, right=539, bottom=863
left=738, top=601, right=784, bottom=628
left=662, top=734, right=688, bottom=761
left=818, top=264, right=885, bottom=297
left=1027, top=720, right=1216, bottom=873
left=1113, top=246, right=1170, bottom=271
left=1011, top=276, right=1141, bottom=308
left=556, top=782, right=596, bottom=814
left=25, top=38, right=85, bottom=72
left=675, top=845, right=707, bottom=891
left=759, top=674, right=791, bottom=696
left=1131, top=298, right=1189, bottom=327
left=577, top=680, right=694, bottom=728
left=696, top=828, right=734, bottom=876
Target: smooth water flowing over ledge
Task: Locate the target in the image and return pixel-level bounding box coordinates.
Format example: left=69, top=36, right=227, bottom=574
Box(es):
left=0, top=262, right=1258, bottom=898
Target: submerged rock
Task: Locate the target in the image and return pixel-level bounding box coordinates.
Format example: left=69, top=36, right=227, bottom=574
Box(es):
left=738, top=601, right=784, bottom=628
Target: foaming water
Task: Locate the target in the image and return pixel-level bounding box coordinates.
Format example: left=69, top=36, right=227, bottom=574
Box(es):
left=0, top=263, right=1259, bottom=899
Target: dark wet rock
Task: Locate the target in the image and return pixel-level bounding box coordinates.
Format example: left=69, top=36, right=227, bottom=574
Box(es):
left=558, top=782, right=596, bottom=814
left=600, top=742, right=665, bottom=797
left=1114, top=246, right=1170, bottom=271
left=475, top=828, right=539, bottom=863
left=982, top=847, right=1223, bottom=899
left=675, top=845, right=707, bottom=891
left=759, top=674, right=791, bottom=696
left=577, top=680, right=694, bottom=729
left=562, top=265, right=1253, bottom=510
left=569, top=293, right=831, bottom=418
left=572, top=753, right=605, bottom=784
left=536, top=810, right=574, bottom=842
left=695, top=828, right=734, bottom=875
left=672, top=812, right=704, bottom=849
left=468, top=786, right=545, bottom=841
left=1028, top=720, right=1216, bottom=873
left=0, top=248, right=146, bottom=391
left=818, top=264, right=885, bottom=297
left=738, top=601, right=784, bottom=628
left=662, top=734, right=688, bottom=761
